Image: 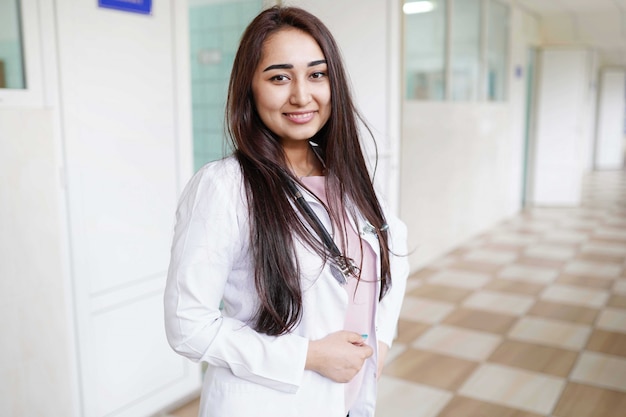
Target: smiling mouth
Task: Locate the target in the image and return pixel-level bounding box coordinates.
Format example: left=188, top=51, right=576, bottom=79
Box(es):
left=284, top=111, right=316, bottom=123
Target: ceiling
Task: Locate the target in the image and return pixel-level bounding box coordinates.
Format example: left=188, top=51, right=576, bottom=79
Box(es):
left=513, top=0, right=626, bottom=66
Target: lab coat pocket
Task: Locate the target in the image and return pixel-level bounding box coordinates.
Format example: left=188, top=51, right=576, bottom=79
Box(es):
left=201, top=378, right=298, bottom=417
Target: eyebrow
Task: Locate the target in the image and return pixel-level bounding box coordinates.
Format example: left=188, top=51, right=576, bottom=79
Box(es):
left=263, top=59, right=327, bottom=72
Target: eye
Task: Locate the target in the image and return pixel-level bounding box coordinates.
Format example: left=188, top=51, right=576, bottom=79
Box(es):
left=270, top=74, right=290, bottom=82
left=310, top=71, right=327, bottom=80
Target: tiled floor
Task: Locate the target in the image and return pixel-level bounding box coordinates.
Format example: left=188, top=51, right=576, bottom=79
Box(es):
left=379, top=170, right=626, bottom=417
left=169, top=170, right=626, bottom=417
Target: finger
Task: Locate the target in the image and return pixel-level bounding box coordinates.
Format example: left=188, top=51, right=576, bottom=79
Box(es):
left=360, top=344, right=374, bottom=358
left=350, top=343, right=373, bottom=359
left=345, top=331, right=366, bottom=344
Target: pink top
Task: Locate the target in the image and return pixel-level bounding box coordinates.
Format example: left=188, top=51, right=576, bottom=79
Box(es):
left=300, top=176, right=377, bottom=414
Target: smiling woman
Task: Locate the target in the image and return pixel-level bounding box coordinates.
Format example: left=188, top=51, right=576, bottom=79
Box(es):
left=252, top=28, right=331, bottom=175
left=164, top=6, right=409, bottom=417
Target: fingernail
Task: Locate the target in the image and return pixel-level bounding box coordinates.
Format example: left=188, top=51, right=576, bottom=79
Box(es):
left=361, top=334, right=368, bottom=339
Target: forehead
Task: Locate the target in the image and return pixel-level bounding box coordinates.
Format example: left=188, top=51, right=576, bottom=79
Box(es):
left=259, top=28, right=325, bottom=64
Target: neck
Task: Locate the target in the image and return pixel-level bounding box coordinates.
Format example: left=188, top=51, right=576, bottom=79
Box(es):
left=283, top=141, right=320, bottom=177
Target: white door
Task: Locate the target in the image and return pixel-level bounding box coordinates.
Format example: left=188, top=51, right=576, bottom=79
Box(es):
left=530, top=48, right=591, bottom=206
left=55, top=1, right=199, bottom=416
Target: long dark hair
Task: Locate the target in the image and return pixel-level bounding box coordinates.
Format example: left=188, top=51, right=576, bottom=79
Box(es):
left=226, top=6, right=391, bottom=336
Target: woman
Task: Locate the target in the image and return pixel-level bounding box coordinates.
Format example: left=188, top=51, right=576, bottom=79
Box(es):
left=164, top=6, right=408, bottom=417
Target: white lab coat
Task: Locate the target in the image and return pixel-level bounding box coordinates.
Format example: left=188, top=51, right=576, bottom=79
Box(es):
left=164, top=156, right=409, bottom=417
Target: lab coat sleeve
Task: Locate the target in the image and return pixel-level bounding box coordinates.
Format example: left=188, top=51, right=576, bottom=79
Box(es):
left=376, top=211, right=409, bottom=348
left=164, top=162, right=309, bottom=393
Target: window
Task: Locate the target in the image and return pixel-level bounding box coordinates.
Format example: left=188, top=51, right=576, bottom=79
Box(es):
left=486, top=0, right=509, bottom=101
left=403, top=0, right=510, bottom=102
left=450, top=0, right=481, bottom=101
left=0, top=0, right=26, bottom=89
left=0, top=0, right=44, bottom=107
left=403, top=0, right=447, bottom=100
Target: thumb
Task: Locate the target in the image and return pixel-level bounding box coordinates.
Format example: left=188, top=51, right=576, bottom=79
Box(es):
left=345, top=331, right=366, bottom=344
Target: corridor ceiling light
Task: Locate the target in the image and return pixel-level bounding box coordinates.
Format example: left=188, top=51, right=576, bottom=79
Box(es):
left=403, top=1, right=435, bottom=14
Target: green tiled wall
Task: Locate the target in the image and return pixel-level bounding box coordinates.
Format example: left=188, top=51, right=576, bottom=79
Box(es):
left=189, top=1, right=263, bottom=171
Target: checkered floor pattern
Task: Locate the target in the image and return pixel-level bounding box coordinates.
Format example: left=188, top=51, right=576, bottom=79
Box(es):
left=170, top=170, right=626, bottom=417
left=377, top=170, right=626, bottom=416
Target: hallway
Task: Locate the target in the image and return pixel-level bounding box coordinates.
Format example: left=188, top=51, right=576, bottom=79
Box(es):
left=377, top=169, right=626, bottom=416
left=170, top=169, right=626, bottom=416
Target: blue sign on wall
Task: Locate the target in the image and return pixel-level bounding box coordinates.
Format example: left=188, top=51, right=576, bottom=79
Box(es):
left=98, top=0, right=152, bottom=15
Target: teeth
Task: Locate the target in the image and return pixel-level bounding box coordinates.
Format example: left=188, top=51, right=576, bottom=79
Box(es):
left=287, top=112, right=313, bottom=119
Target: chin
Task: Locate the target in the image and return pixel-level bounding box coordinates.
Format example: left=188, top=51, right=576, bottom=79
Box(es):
left=284, top=130, right=321, bottom=142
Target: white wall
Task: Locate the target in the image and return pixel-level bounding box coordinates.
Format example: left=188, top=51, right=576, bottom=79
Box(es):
left=401, top=103, right=518, bottom=268
left=595, top=68, right=626, bottom=169
left=400, top=6, right=538, bottom=270
left=0, top=109, right=75, bottom=417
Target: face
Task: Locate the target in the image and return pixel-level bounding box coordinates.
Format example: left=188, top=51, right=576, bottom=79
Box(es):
left=251, top=28, right=331, bottom=147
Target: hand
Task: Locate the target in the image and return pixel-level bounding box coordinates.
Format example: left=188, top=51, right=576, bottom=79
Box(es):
left=305, top=331, right=373, bottom=383
left=377, top=341, right=390, bottom=380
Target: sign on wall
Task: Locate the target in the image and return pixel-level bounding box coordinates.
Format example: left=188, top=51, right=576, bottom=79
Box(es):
left=98, top=0, right=152, bottom=15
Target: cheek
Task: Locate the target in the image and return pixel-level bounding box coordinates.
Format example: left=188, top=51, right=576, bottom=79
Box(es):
left=253, top=94, right=282, bottom=131
left=252, top=81, right=272, bottom=114
left=255, top=89, right=283, bottom=115
left=320, top=86, right=331, bottom=111
left=320, top=93, right=332, bottom=122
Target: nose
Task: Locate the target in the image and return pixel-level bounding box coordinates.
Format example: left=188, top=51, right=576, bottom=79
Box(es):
left=289, top=80, right=312, bottom=106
